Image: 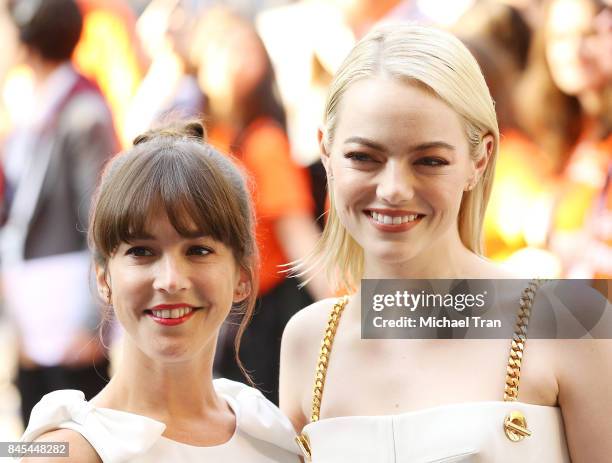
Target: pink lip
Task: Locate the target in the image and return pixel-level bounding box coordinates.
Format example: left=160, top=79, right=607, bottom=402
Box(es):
left=364, top=210, right=425, bottom=233
left=146, top=308, right=198, bottom=326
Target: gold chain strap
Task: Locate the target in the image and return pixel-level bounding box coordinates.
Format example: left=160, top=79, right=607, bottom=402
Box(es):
left=503, top=279, right=544, bottom=402
left=503, top=278, right=546, bottom=442
left=295, top=296, right=349, bottom=460
left=311, top=295, right=349, bottom=422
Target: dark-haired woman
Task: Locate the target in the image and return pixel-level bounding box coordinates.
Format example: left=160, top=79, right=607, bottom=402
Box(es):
left=19, top=122, right=300, bottom=462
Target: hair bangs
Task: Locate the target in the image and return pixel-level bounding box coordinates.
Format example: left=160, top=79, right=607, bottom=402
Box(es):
left=94, top=143, right=241, bottom=259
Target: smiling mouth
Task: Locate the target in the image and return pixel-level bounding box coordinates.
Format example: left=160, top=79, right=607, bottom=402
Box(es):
left=366, top=210, right=425, bottom=225
left=143, top=307, right=203, bottom=326
left=144, top=307, right=200, bottom=319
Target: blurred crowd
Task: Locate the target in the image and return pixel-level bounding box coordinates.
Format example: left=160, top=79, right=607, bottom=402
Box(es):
left=0, top=0, right=610, bottom=438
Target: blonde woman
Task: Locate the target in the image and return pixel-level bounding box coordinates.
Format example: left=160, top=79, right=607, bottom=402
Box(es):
left=280, top=24, right=612, bottom=462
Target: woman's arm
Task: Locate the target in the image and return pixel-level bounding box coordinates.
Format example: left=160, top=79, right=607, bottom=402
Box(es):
left=558, top=339, right=612, bottom=463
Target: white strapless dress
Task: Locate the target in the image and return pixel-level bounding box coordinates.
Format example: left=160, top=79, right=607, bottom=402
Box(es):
left=301, top=401, right=570, bottom=462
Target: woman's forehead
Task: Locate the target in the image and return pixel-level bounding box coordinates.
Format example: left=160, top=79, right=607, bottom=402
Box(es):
left=334, top=77, right=467, bottom=150
left=138, top=206, right=205, bottom=237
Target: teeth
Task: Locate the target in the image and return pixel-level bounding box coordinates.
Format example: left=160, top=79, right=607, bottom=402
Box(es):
left=151, top=307, right=194, bottom=319
left=370, top=211, right=419, bottom=225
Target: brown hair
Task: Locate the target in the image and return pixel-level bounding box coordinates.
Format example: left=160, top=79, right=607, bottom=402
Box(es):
left=9, top=0, right=83, bottom=62
left=88, top=120, right=258, bottom=379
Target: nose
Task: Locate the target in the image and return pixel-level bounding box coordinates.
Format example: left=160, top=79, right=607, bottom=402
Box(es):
left=376, top=160, right=415, bottom=205
left=153, top=254, right=192, bottom=294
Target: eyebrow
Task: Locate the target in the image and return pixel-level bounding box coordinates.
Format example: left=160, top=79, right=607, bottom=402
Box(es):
left=343, top=137, right=456, bottom=153
left=344, top=136, right=387, bottom=152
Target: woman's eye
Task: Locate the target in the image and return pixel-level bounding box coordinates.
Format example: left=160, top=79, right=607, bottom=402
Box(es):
left=125, top=246, right=153, bottom=257
left=416, top=157, right=449, bottom=167
left=188, top=246, right=212, bottom=256
left=344, top=152, right=376, bottom=162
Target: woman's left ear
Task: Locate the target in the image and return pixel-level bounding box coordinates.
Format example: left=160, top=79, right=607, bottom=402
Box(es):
left=470, top=134, right=495, bottom=185
left=233, top=270, right=251, bottom=304
left=95, top=262, right=111, bottom=304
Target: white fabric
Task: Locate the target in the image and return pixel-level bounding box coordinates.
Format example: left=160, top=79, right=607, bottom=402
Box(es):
left=302, top=401, right=570, bottom=462
left=22, top=378, right=300, bottom=462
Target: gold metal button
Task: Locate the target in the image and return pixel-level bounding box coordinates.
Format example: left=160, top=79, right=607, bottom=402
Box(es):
left=504, top=410, right=532, bottom=442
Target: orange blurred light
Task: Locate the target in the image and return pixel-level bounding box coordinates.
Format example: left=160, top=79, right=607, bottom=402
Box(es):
left=73, top=5, right=143, bottom=148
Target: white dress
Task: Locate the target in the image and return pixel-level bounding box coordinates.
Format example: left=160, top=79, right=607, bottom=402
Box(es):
left=296, top=285, right=572, bottom=462
left=300, top=401, right=570, bottom=462
left=22, top=378, right=300, bottom=462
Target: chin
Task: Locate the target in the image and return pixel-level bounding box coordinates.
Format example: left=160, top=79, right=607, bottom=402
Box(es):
left=366, top=243, right=422, bottom=267
left=142, top=339, right=196, bottom=363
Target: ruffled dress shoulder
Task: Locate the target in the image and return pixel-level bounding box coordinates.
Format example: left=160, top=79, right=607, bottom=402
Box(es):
left=22, top=378, right=300, bottom=462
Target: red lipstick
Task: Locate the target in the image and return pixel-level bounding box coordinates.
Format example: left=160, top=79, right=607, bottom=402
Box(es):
left=145, top=303, right=199, bottom=326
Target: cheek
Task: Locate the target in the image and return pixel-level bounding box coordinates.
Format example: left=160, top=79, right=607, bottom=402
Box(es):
left=334, top=173, right=362, bottom=201
left=107, top=265, right=150, bottom=312
left=330, top=159, right=371, bottom=201
left=422, top=176, right=466, bottom=215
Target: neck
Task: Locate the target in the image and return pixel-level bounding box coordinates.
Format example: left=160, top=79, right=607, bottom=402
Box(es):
left=362, top=228, right=485, bottom=280
left=97, top=337, right=223, bottom=420
left=29, top=58, right=63, bottom=85
left=579, top=95, right=612, bottom=141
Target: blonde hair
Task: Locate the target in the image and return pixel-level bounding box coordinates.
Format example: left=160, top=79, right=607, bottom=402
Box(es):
left=297, top=24, right=500, bottom=292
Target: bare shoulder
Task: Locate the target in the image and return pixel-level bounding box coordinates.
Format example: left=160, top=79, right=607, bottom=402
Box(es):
left=557, top=339, right=612, bottom=384
left=21, top=428, right=101, bottom=463
left=282, top=296, right=347, bottom=366
left=284, top=297, right=339, bottom=343
left=538, top=282, right=612, bottom=399
left=279, top=297, right=340, bottom=431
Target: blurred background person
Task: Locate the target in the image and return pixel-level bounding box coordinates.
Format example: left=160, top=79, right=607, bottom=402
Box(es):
left=193, top=6, right=331, bottom=404
left=1, top=0, right=117, bottom=427
left=517, top=0, right=611, bottom=277
left=453, top=1, right=563, bottom=276
left=124, top=0, right=206, bottom=143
